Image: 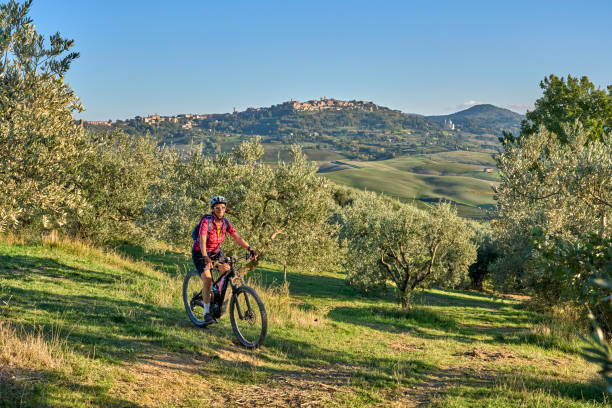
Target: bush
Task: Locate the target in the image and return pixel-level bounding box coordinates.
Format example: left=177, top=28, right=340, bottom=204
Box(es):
left=536, top=233, right=612, bottom=335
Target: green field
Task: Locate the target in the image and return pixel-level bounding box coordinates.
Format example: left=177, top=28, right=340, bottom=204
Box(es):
left=261, top=143, right=347, bottom=163
left=0, top=237, right=608, bottom=407
left=320, top=151, right=499, bottom=218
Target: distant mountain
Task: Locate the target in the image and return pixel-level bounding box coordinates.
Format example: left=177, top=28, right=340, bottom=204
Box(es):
left=427, top=104, right=523, bottom=135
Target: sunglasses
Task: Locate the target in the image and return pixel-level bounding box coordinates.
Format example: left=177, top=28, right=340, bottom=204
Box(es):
left=213, top=206, right=226, bottom=210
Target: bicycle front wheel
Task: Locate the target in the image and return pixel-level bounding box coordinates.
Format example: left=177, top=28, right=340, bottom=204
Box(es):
left=183, top=269, right=207, bottom=327
left=229, top=285, right=267, bottom=348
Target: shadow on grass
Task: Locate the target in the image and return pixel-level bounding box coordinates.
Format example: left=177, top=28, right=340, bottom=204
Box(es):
left=3, top=249, right=600, bottom=404
left=0, top=367, right=143, bottom=408
left=0, top=254, right=116, bottom=285
left=139, top=333, right=438, bottom=391
left=495, top=329, right=585, bottom=356
left=447, top=372, right=609, bottom=405
left=2, top=284, right=205, bottom=358
left=116, top=244, right=191, bottom=277
left=418, top=289, right=511, bottom=309
left=329, top=305, right=458, bottom=333
left=253, top=266, right=391, bottom=302
left=326, top=304, right=482, bottom=344
left=512, top=373, right=609, bottom=403
left=326, top=294, right=585, bottom=356
left=0, top=251, right=216, bottom=361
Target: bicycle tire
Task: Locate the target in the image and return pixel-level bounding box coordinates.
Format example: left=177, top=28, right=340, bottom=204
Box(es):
left=182, top=269, right=208, bottom=327
left=229, top=285, right=267, bottom=349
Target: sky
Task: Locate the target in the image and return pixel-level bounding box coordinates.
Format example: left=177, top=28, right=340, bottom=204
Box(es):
left=28, top=0, right=612, bottom=121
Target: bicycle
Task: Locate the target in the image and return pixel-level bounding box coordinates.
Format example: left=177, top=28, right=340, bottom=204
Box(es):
left=182, top=253, right=268, bottom=349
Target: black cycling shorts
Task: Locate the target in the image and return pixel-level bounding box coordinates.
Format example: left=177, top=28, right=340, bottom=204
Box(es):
left=192, top=248, right=224, bottom=274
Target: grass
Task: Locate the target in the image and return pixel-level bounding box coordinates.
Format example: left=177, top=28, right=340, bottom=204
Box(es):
left=0, top=237, right=608, bottom=407
left=319, top=152, right=499, bottom=219
left=261, top=143, right=347, bottom=163
left=259, top=145, right=499, bottom=218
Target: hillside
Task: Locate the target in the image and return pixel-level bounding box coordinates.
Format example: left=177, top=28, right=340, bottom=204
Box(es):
left=86, top=99, right=522, bottom=160
left=320, top=150, right=499, bottom=219
left=1, top=237, right=608, bottom=407
left=427, top=104, right=524, bottom=136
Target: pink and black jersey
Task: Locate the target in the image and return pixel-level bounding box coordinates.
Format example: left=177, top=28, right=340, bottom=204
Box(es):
left=192, top=215, right=236, bottom=253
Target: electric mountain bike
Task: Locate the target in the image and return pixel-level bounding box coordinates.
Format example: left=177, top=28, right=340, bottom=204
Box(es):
left=182, top=253, right=267, bottom=349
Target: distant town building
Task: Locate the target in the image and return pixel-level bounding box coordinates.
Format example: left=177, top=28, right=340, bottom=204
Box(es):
left=86, top=120, right=112, bottom=126
left=444, top=119, right=455, bottom=130
left=274, top=97, right=377, bottom=112
left=142, top=114, right=178, bottom=124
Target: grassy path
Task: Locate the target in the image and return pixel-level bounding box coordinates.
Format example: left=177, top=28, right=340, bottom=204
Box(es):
left=0, top=238, right=608, bottom=407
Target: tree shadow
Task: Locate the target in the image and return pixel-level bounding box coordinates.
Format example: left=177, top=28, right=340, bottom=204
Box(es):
left=116, top=244, right=192, bottom=278
left=417, top=289, right=513, bottom=309
left=0, top=254, right=116, bottom=285
left=135, top=333, right=438, bottom=391
left=326, top=298, right=586, bottom=358
left=2, top=285, right=204, bottom=358
left=327, top=304, right=482, bottom=344
left=2, top=248, right=602, bottom=405
left=445, top=371, right=609, bottom=405
left=0, top=250, right=214, bottom=362
left=253, top=266, right=391, bottom=302
left=510, top=373, right=608, bottom=403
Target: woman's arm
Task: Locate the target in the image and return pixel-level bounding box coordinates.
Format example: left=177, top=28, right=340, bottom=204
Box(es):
left=230, top=231, right=258, bottom=259
left=230, top=231, right=250, bottom=250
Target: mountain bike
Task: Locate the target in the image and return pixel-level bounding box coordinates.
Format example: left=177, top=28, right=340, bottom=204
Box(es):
left=182, top=253, right=267, bottom=349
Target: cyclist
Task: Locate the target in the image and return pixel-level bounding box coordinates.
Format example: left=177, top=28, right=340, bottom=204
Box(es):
left=192, top=195, right=258, bottom=324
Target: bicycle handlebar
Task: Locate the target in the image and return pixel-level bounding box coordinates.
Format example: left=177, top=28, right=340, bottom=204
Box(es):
left=217, top=252, right=252, bottom=267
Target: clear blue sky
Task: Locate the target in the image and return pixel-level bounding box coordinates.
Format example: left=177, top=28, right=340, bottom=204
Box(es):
left=28, top=0, right=612, bottom=120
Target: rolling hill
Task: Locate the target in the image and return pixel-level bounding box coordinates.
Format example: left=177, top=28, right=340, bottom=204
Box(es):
left=319, top=150, right=499, bottom=218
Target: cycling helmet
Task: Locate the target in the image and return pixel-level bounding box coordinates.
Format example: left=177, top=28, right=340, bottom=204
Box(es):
left=210, top=195, right=227, bottom=208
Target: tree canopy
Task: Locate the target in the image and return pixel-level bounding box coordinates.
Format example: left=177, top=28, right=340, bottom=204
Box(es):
left=340, top=192, right=476, bottom=307
left=0, top=0, right=86, bottom=232
left=505, top=75, right=612, bottom=144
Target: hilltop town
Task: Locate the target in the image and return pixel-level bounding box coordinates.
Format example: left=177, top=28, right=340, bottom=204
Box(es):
left=84, top=98, right=384, bottom=127
left=264, top=97, right=382, bottom=112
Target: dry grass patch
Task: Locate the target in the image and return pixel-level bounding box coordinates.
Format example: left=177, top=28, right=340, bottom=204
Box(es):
left=0, top=233, right=26, bottom=245
left=0, top=321, right=71, bottom=405
left=0, top=321, right=66, bottom=373
left=115, top=352, right=215, bottom=408
left=247, top=280, right=329, bottom=329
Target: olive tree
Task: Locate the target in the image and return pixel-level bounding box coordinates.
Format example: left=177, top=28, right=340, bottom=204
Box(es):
left=73, top=131, right=163, bottom=245
left=150, top=138, right=342, bottom=274
left=340, top=192, right=476, bottom=307
left=0, top=0, right=87, bottom=232
left=494, top=123, right=611, bottom=296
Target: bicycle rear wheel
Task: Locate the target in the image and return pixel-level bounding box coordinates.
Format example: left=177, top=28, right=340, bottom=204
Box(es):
left=229, top=285, right=267, bottom=348
left=182, top=269, right=207, bottom=327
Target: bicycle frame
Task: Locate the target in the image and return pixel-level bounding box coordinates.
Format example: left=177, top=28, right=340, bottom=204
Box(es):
left=210, top=254, right=250, bottom=318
